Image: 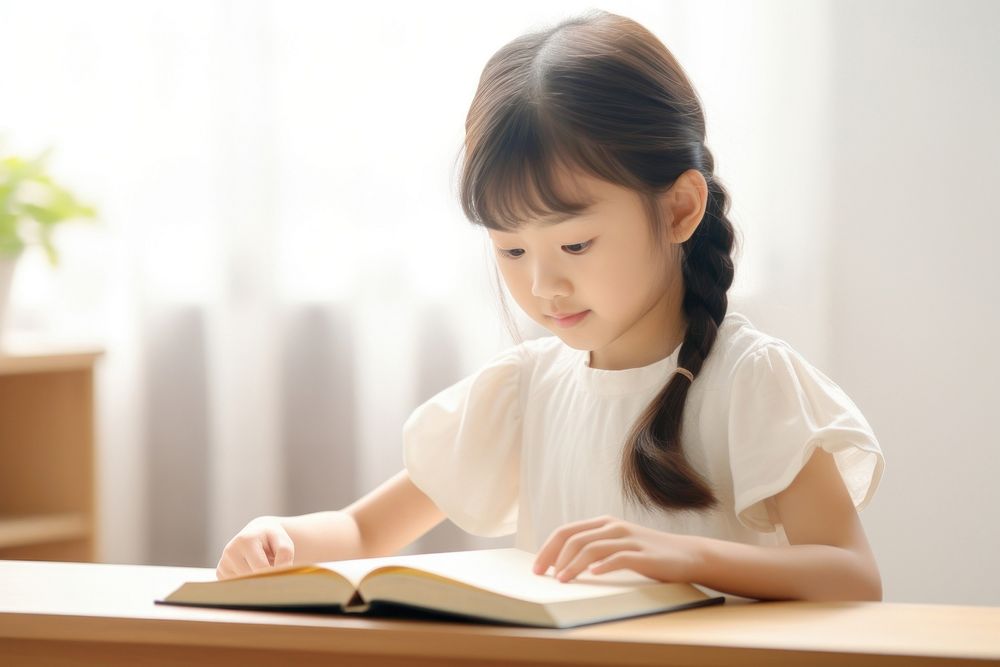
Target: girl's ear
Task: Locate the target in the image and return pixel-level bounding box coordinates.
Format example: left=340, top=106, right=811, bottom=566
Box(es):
left=659, top=169, right=709, bottom=245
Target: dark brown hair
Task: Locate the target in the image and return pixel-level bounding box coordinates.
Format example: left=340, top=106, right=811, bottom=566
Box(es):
left=457, top=10, right=739, bottom=512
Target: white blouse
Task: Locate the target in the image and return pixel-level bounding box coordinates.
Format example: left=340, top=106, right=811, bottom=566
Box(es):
left=402, top=311, right=884, bottom=552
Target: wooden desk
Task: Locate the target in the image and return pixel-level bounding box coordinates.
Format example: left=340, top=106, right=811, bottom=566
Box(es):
left=0, top=560, right=997, bottom=666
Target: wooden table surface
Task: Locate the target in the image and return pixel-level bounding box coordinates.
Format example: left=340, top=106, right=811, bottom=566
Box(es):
left=1, top=559, right=998, bottom=666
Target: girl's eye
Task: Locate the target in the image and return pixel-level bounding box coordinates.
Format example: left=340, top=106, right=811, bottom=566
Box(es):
left=562, top=240, right=593, bottom=254
left=495, top=240, right=592, bottom=259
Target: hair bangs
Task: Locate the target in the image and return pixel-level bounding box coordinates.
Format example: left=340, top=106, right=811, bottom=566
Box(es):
left=461, top=102, right=619, bottom=231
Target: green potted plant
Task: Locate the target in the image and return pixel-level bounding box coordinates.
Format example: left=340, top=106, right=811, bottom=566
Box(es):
left=0, top=147, right=97, bottom=337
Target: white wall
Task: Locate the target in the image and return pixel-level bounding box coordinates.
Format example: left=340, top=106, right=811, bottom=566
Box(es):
left=828, top=0, right=1000, bottom=605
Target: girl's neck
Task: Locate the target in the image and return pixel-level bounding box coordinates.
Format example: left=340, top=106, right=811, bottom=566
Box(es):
left=588, top=282, right=688, bottom=371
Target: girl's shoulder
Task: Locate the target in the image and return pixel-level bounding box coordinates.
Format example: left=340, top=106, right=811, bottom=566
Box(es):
left=716, top=310, right=780, bottom=358
left=469, top=334, right=571, bottom=391
left=708, top=312, right=858, bottom=414
left=703, top=311, right=804, bottom=387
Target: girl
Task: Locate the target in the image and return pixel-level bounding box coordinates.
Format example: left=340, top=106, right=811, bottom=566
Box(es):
left=217, top=10, right=884, bottom=602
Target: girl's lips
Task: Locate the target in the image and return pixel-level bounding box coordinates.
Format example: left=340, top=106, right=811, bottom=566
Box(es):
left=549, top=310, right=590, bottom=328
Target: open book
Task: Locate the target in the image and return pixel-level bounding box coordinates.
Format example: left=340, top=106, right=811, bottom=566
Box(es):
left=157, top=547, right=724, bottom=628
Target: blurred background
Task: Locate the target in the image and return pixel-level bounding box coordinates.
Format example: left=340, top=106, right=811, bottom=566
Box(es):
left=0, top=0, right=997, bottom=605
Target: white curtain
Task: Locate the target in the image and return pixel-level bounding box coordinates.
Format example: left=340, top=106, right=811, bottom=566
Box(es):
left=0, top=0, right=831, bottom=566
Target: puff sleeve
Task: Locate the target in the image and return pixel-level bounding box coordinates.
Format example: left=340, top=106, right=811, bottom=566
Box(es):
left=401, top=344, right=525, bottom=537
left=727, top=342, right=885, bottom=533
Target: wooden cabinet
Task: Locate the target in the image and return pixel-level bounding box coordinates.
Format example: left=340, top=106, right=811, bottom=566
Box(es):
left=0, top=346, right=103, bottom=561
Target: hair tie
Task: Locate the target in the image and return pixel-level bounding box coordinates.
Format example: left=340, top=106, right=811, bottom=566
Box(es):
left=673, top=367, right=694, bottom=382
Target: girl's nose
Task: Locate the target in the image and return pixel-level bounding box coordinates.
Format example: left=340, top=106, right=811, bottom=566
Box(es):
left=531, top=263, right=572, bottom=300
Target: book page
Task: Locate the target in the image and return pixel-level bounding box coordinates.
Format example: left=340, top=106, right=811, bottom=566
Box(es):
left=312, top=553, right=425, bottom=589
left=341, top=548, right=673, bottom=604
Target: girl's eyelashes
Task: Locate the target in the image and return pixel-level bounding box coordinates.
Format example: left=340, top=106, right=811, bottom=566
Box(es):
left=496, top=239, right=594, bottom=259
left=563, top=240, right=593, bottom=254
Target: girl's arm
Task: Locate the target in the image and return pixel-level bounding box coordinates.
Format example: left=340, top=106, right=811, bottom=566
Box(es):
left=533, top=449, right=882, bottom=602
left=692, top=448, right=882, bottom=601
left=285, top=469, right=447, bottom=563
left=217, top=469, right=445, bottom=578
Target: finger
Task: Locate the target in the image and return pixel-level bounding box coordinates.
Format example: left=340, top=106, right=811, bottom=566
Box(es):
left=262, top=539, right=275, bottom=566
left=243, top=543, right=271, bottom=573
left=533, top=515, right=614, bottom=575
left=553, top=522, right=628, bottom=574
left=588, top=551, right=647, bottom=577
left=267, top=529, right=295, bottom=568
left=220, top=555, right=249, bottom=580
left=216, top=557, right=235, bottom=580
left=556, top=538, right=640, bottom=582
left=216, top=549, right=244, bottom=580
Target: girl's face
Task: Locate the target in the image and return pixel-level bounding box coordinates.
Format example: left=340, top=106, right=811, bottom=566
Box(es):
left=487, top=171, right=689, bottom=371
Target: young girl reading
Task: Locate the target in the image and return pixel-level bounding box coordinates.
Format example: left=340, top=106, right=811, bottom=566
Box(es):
left=216, top=10, right=885, bottom=601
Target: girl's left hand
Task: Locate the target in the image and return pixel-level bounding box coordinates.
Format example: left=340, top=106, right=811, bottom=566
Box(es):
left=531, top=515, right=708, bottom=583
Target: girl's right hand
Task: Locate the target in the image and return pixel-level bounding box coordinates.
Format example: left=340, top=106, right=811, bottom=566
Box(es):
left=216, top=515, right=296, bottom=580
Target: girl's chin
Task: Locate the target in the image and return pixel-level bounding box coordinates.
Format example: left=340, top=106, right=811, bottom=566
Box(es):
left=546, top=330, right=596, bottom=351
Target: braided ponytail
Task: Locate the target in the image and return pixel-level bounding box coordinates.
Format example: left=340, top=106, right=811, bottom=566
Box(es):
left=622, top=160, right=736, bottom=511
